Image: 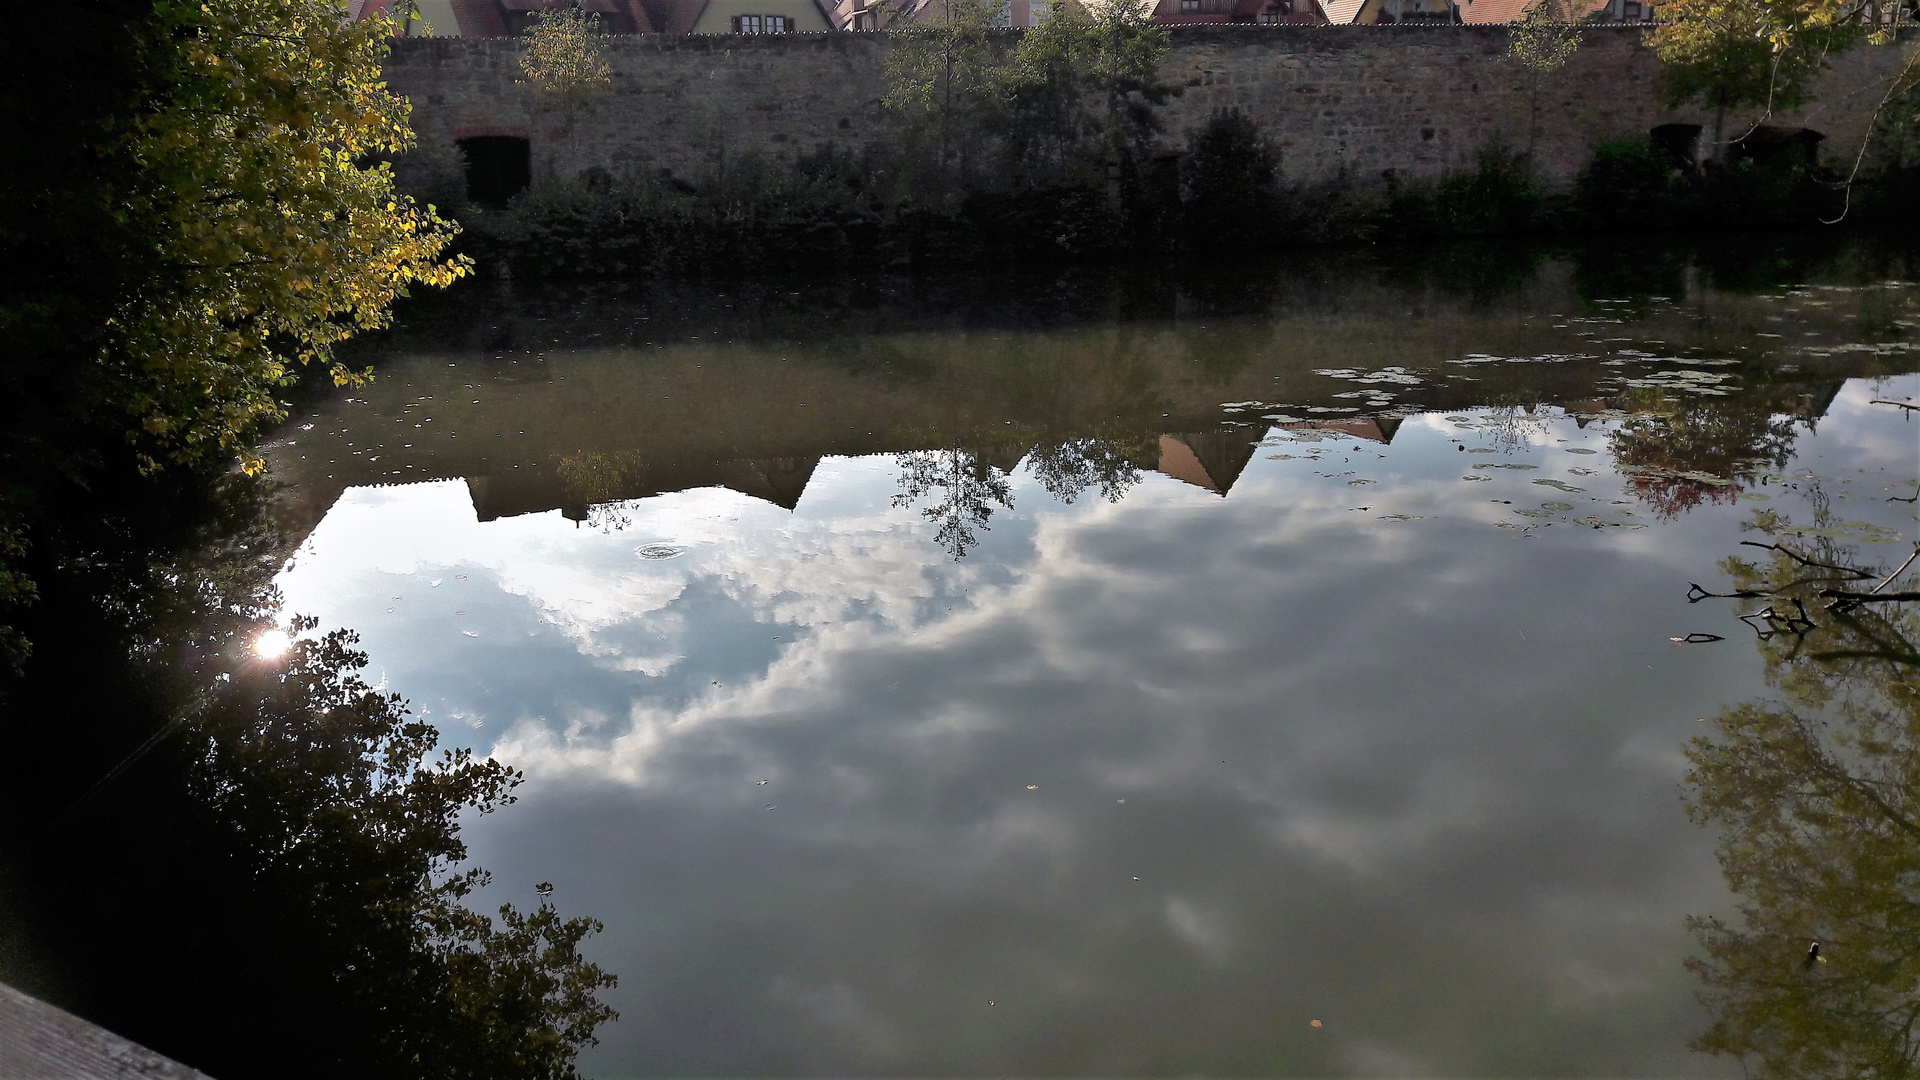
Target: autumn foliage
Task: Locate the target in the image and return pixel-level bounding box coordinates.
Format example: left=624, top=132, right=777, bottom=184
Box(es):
left=116, top=0, right=469, bottom=473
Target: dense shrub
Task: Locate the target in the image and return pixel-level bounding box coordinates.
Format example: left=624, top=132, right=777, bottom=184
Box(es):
left=443, top=129, right=1915, bottom=278
left=1574, top=140, right=1692, bottom=231
left=1179, top=108, right=1280, bottom=253
left=1379, top=146, right=1554, bottom=241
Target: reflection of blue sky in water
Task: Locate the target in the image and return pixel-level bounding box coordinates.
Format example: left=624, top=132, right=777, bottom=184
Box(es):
left=274, top=377, right=1917, bottom=1078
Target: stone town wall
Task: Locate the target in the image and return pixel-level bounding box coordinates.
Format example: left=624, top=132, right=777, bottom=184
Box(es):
left=382, top=26, right=1916, bottom=197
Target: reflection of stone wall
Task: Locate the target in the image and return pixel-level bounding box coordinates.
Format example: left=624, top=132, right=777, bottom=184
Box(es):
left=384, top=26, right=1917, bottom=193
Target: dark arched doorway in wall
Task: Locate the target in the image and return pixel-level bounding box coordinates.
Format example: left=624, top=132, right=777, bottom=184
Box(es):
left=456, top=136, right=530, bottom=206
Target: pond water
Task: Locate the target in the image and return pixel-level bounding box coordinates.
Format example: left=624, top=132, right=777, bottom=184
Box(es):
left=241, top=246, right=1920, bottom=1078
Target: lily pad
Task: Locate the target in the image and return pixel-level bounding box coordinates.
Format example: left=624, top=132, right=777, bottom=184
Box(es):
left=1532, top=479, right=1586, bottom=493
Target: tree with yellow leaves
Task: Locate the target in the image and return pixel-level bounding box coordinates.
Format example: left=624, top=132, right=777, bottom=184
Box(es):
left=1651, top=0, right=1919, bottom=161
left=1506, top=0, right=1584, bottom=159
left=114, top=0, right=470, bottom=474
left=520, top=7, right=615, bottom=180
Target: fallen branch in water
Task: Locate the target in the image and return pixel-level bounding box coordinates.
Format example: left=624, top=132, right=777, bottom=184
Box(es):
left=1872, top=547, right=1920, bottom=594
left=1689, top=582, right=1769, bottom=602
left=1869, top=399, right=1918, bottom=413
left=1738, top=541, right=1876, bottom=579
left=1740, top=599, right=1816, bottom=638
left=1822, top=589, right=1920, bottom=612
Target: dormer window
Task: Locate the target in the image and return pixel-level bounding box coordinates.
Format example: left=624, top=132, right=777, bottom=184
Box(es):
left=1180, top=0, right=1201, bottom=10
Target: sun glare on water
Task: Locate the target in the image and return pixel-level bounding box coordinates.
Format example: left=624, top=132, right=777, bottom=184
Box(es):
left=253, top=628, right=292, bottom=659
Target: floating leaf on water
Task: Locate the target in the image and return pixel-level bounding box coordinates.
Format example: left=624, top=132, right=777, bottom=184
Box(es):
left=1462, top=475, right=1492, bottom=482
left=1670, top=633, right=1725, bottom=644
left=1565, top=448, right=1598, bottom=455
left=1533, top=479, right=1586, bottom=492
left=1513, top=508, right=1560, bottom=518
left=1347, top=478, right=1375, bottom=486
left=1540, top=501, right=1574, bottom=510
left=1569, top=467, right=1597, bottom=476
left=1378, top=514, right=1424, bottom=521
left=1311, top=1020, right=1324, bottom=1029
left=1026, top=784, right=1039, bottom=790
left=1444, top=416, right=1473, bottom=422
left=1267, top=454, right=1301, bottom=460
left=637, top=544, right=686, bottom=560
left=462, top=630, right=478, bottom=637
left=1472, top=462, right=1540, bottom=471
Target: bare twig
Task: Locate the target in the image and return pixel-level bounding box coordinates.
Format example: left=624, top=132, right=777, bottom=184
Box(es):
left=1740, top=540, right=1877, bottom=578
left=1873, top=547, right=1920, bottom=594
left=1822, top=589, right=1920, bottom=612
left=1690, top=582, right=1770, bottom=601
left=1870, top=399, right=1919, bottom=413
left=1820, top=43, right=1920, bottom=223
left=1738, top=598, right=1817, bottom=638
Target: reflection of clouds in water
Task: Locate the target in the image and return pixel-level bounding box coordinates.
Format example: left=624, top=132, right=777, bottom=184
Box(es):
left=269, top=399, right=1920, bottom=1076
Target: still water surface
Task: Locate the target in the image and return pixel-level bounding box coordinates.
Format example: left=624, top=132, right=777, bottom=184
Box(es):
left=266, top=249, right=1920, bottom=1077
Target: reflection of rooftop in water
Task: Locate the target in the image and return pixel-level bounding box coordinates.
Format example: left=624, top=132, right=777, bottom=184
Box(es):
left=455, top=428, right=1262, bottom=526
left=1276, top=417, right=1403, bottom=444
left=1155, top=432, right=1260, bottom=496
left=467, top=456, right=821, bottom=523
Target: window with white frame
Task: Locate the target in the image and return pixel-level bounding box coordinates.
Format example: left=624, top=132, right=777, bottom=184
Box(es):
left=732, top=13, right=792, bottom=31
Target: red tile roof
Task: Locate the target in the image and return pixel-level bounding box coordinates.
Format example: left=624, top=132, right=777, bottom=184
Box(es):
left=1456, top=0, right=1607, bottom=23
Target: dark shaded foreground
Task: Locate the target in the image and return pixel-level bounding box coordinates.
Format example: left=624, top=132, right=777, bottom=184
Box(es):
left=1, top=980, right=215, bottom=1080
left=0, top=470, right=616, bottom=1080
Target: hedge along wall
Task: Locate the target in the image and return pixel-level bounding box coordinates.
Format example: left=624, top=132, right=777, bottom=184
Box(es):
left=383, top=25, right=1919, bottom=199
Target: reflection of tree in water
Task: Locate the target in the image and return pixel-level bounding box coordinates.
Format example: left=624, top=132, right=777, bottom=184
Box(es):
left=189, top=617, right=618, bottom=1079
left=1684, top=510, right=1920, bottom=1079
left=557, top=449, right=644, bottom=532
left=1, top=473, right=618, bottom=1080
left=1477, top=399, right=1554, bottom=455
left=1025, top=434, right=1150, bottom=505
left=893, top=442, right=1015, bottom=560
left=894, top=433, right=1156, bottom=557
left=1612, top=388, right=1797, bottom=519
